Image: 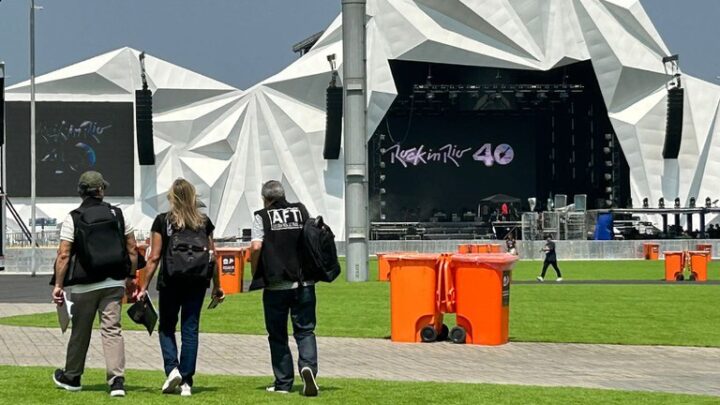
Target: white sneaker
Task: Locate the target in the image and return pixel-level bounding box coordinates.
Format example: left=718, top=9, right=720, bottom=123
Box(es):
left=300, top=367, right=319, bottom=397
left=162, top=368, right=182, bottom=394
left=180, top=383, right=192, bottom=397
left=266, top=386, right=289, bottom=394
left=557, top=277, right=563, bottom=282
left=536, top=276, right=544, bottom=282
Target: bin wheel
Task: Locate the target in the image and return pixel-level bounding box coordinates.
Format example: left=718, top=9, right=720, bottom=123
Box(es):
left=420, top=326, right=438, bottom=343
left=450, top=326, right=466, bottom=344
left=689, top=274, right=696, bottom=281
left=438, top=324, right=449, bottom=341
left=675, top=274, right=684, bottom=281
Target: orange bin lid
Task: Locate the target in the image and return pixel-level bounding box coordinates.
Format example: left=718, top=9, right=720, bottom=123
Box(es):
left=688, top=251, right=709, bottom=255
left=383, top=253, right=441, bottom=262
left=449, top=253, right=519, bottom=270
left=663, top=251, right=684, bottom=255
left=215, top=247, right=245, bottom=253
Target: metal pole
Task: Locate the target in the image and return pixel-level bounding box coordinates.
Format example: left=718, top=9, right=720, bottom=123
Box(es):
left=1, top=62, right=6, bottom=267
left=342, top=0, right=368, bottom=282
left=30, top=0, right=37, bottom=276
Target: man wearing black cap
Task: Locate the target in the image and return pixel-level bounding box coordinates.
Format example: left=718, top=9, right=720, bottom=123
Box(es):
left=51, top=171, right=137, bottom=397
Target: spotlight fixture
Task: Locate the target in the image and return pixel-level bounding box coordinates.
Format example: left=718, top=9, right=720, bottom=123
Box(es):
left=674, top=197, right=681, bottom=209
left=689, top=197, right=696, bottom=208
left=379, top=174, right=386, bottom=182
left=659, top=198, right=665, bottom=209
left=379, top=188, right=387, bottom=195
left=706, top=197, right=712, bottom=208
left=643, top=198, right=649, bottom=209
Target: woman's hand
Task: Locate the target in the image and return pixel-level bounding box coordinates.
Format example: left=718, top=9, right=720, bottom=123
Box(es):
left=135, top=286, right=148, bottom=301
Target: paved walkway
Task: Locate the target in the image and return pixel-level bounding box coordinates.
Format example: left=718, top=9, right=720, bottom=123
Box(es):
left=0, top=323, right=718, bottom=397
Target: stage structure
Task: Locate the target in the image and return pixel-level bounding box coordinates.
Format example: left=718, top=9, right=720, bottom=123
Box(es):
left=5, top=0, right=720, bottom=239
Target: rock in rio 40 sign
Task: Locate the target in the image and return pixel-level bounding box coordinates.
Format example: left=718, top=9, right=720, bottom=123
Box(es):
left=382, top=143, right=515, bottom=168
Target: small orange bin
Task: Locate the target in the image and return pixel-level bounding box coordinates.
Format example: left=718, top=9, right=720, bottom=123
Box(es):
left=124, top=243, right=149, bottom=303
left=688, top=251, right=709, bottom=282
left=472, top=244, right=491, bottom=253
left=697, top=244, right=712, bottom=262
left=644, top=243, right=660, bottom=260
left=135, top=243, right=149, bottom=288
left=447, top=253, right=519, bottom=345
left=387, top=253, right=446, bottom=343
left=664, top=251, right=684, bottom=282
left=215, top=247, right=245, bottom=294
left=458, top=244, right=474, bottom=254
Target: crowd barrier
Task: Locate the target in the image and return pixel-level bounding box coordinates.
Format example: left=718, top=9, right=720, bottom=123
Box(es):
left=4, top=240, right=720, bottom=274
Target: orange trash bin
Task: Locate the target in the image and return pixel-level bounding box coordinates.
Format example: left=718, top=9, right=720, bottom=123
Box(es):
left=488, top=244, right=502, bottom=253
left=135, top=243, right=149, bottom=288
left=644, top=243, right=660, bottom=260
left=471, top=244, right=491, bottom=253
left=664, top=251, right=685, bottom=281
left=688, top=251, right=709, bottom=282
left=124, top=243, right=149, bottom=303
left=446, top=253, right=519, bottom=345
left=697, top=244, right=712, bottom=262
left=215, top=247, right=245, bottom=294
left=458, top=244, right=474, bottom=254
left=377, top=252, right=413, bottom=281
left=387, top=253, right=447, bottom=343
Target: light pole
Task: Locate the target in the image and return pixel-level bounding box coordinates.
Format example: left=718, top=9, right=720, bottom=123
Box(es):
left=29, top=0, right=39, bottom=276
left=342, top=0, right=368, bottom=282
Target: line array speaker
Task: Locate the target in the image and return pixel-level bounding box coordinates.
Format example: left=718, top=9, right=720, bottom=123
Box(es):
left=324, top=86, right=343, bottom=160
left=135, top=89, right=155, bottom=165
left=1, top=65, right=5, bottom=148
left=662, top=87, right=684, bottom=159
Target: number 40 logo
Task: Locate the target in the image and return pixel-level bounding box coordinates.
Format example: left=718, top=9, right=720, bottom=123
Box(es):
left=473, top=143, right=514, bottom=167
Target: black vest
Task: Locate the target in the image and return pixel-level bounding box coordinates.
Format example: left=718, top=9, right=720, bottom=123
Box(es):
left=250, top=201, right=309, bottom=290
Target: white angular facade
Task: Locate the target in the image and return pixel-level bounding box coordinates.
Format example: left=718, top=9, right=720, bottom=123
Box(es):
left=7, top=0, right=720, bottom=236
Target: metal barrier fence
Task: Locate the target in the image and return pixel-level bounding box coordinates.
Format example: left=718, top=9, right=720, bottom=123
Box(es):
left=338, top=239, right=720, bottom=261
left=4, top=239, right=719, bottom=274
left=4, top=230, right=154, bottom=248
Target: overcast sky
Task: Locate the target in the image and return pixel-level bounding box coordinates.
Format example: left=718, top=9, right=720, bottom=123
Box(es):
left=1, top=0, right=718, bottom=89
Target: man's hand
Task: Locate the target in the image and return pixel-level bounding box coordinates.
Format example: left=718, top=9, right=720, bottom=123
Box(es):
left=212, top=285, right=225, bottom=303
left=52, top=286, right=65, bottom=306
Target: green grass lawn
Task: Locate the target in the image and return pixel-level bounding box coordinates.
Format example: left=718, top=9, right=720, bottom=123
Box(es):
left=2, top=260, right=718, bottom=346
left=1, top=366, right=716, bottom=405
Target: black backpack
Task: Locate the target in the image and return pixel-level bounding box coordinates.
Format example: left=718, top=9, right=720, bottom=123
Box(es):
left=163, top=218, right=212, bottom=282
left=302, top=216, right=340, bottom=282
left=69, top=203, right=130, bottom=284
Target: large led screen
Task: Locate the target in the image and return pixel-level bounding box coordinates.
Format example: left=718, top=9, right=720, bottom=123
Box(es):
left=6, top=102, right=135, bottom=197
left=375, top=114, right=538, bottom=220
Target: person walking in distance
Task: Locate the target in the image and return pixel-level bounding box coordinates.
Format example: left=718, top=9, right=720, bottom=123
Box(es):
left=137, top=179, right=223, bottom=397
left=538, top=236, right=562, bottom=282
left=51, top=171, right=138, bottom=397
left=249, top=180, right=319, bottom=396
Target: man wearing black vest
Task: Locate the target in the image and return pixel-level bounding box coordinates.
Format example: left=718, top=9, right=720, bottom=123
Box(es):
left=50, top=171, right=137, bottom=397
left=249, top=180, right=318, bottom=397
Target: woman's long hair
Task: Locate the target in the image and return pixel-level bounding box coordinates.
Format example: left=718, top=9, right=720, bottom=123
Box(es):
left=167, top=178, right=205, bottom=230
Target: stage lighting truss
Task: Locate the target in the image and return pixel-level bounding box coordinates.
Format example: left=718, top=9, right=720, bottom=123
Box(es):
left=411, top=83, right=584, bottom=107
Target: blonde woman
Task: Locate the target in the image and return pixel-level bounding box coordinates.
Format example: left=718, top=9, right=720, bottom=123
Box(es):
left=137, top=179, right=223, bottom=397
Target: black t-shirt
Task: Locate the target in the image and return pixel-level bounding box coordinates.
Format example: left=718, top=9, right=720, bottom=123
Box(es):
left=544, top=241, right=557, bottom=262
left=150, top=212, right=215, bottom=290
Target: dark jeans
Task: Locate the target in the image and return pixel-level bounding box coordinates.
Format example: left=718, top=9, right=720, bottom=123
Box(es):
left=263, top=285, right=318, bottom=391
left=158, top=286, right=207, bottom=387
left=541, top=260, right=562, bottom=278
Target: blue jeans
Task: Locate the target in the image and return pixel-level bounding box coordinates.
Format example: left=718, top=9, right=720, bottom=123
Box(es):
left=158, top=286, right=207, bottom=386
left=263, top=285, right=318, bottom=391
